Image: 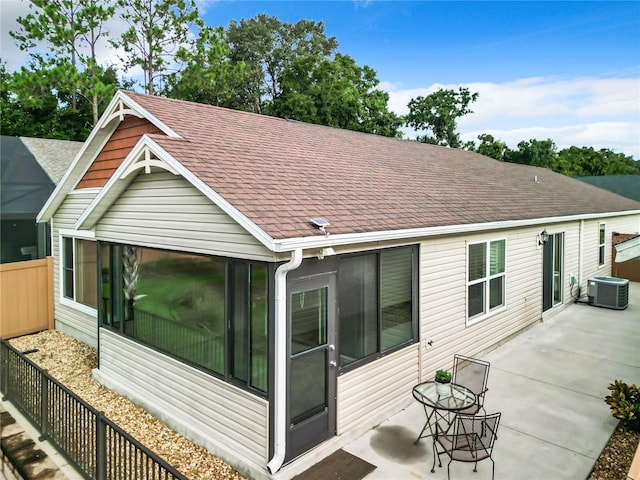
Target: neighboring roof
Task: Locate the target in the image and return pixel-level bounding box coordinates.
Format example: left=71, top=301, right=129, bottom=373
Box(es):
left=122, top=91, right=640, bottom=240
left=0, top=136, right=81, bottom=217
left=20, top=136, right=82, bottom=184
left=576, top=175, right=640, bottom=202
left=39, top=91, right=640, bottom=248
left=614, top=235, right=640, bottom=262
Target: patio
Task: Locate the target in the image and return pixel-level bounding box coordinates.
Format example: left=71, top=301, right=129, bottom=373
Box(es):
left=333, top=281, right=640, bottom=479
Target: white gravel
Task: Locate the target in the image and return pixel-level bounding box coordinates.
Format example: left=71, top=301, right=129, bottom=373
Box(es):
left=9, top=330, right=246, bottom=480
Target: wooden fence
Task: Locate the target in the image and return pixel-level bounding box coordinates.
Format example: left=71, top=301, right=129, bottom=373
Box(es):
left=0, top=257, right=54, bottom=339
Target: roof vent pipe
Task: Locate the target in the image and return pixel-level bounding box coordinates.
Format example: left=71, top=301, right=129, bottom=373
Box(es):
left=267, top=248, right=303, bottom=474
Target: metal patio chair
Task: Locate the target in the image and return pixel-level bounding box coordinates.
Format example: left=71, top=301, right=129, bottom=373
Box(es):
left=452, top=354, right=490, bottom=415
left=431, top=412, right=501, bottom=480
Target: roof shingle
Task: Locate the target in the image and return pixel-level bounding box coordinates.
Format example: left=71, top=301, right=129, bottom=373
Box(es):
left=123, top=91, right=640, bottom=240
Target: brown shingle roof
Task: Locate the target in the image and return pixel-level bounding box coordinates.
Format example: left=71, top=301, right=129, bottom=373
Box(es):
left=124, top=91, right=640, bottom=240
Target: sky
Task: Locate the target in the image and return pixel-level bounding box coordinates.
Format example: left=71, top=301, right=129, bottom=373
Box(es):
left=1, top=0, right=639, bottom=159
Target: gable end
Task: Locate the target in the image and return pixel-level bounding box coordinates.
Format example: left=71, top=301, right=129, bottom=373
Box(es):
left=75, top=116, right=163, bottom=189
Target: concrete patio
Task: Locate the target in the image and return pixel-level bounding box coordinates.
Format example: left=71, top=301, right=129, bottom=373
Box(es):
left=339, top=281, right=640, bottom=479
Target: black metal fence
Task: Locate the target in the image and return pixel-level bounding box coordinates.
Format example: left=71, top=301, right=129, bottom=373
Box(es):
left=0, top=339, right=189, bottom=480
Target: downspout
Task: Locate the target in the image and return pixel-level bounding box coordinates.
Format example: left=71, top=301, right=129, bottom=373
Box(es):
left=579, top=220, right=584, bottom=292
left=267, top=248, right=303, bottom=474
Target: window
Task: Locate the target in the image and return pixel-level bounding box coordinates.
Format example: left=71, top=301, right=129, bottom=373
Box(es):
left=100, top=244, right=270, bottom=394
left=467, top=239, right=506, bottom=322
left=229, top=262, right=268, bottom=392
left=599, top=223, right=606, bottom=266
left=61, top=235, right=98, bottom=310
left=338, top=246, right=416, bottom=368
left=122, top=247, right=227, bottom=375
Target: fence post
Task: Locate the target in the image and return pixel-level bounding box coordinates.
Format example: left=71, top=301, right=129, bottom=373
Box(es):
left=39, top=370, right=49, bottom=440
left=96, top=412, right=107, bottom=480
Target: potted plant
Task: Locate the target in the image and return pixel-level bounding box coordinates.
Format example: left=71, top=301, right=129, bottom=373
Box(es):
left=435, top=369, right=452, bottom=396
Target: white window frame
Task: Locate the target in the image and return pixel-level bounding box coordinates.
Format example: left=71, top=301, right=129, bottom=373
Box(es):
left=59, top=229, right=97, bottom=316
left=598, top=223, right=606, bottom=267
left=467, top=238, right=507, bottom=325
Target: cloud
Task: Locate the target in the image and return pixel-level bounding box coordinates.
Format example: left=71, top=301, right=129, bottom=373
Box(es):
left=0, top=0, right=32, bottom=70
left=0, top=1, right=197, bottom=91
left=0, top=0, right=127, bottom=72
left=383, top=76, right=640, bottom=159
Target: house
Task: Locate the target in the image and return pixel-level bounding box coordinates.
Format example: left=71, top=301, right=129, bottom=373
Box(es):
left=1, top=136, right=81, bottom=263
left=37, top=90, right=640, bottom=479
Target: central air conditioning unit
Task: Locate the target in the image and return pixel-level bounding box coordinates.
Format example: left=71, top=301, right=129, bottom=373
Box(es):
left=587, top=276, right=629, bottom=310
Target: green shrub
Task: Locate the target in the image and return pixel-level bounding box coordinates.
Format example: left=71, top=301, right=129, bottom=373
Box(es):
left=605, top=380, right=640, bottom=431
left=435, top=369, right=452, bottom=383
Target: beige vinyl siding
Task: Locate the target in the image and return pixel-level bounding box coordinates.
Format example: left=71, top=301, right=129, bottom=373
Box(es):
left=581, top=219, right=607, bottom=283
left=419, top=227, right=542, bottom=380
left=95, top=171, right=276, bottom=261
left=336, top=343, right=419, bottom=435
left=602, top=215, right=640, bottom=269
left=96, top=328, right=269, bottom=476
left=52, top=192, right=99, bottom=347
left=581, top=215, right=640, bottom=284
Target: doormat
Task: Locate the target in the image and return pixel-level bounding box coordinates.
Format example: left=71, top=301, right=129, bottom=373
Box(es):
left=291, top=449, right=376, bottom=480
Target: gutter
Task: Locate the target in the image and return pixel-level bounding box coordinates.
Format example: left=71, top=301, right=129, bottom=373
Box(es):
left=267, top=248, right=303, bottom=474
left=271, top=210, right=640, bottom=252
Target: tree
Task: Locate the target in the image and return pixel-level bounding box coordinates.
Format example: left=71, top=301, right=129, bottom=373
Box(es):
left=405, top=87, right=478, bottom=148
left=0, top=60, right=97, bottom=140
left=11, top=0, right=117, bottom=125
left=226, top=15, right=338, bottom=112
left=115, top=0, right=202, bottom=95
left=267, top=53, right=402, bottom=137
left=163, top=26, right=247, bottom=107
left=505, top=139, right=558, bottom=170
left=557, top=146, right=640, bottom=177
left=474, top=133, right=509, bottom=161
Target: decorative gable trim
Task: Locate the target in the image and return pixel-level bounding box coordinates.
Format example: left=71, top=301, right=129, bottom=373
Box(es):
left=101, top=99, right=144, bottom=126
left=119, top=146, right=179, bottom=178
left=75, top=135, right=277, bottom=251
left=37, top=90, right=180, bottom=223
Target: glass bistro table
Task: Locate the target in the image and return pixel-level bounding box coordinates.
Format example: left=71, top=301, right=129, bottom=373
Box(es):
left=412, top=381, right=476, bottom=443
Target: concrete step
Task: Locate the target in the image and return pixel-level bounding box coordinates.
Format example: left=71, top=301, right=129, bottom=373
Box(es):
left=0, top=405, right=72, bottom=480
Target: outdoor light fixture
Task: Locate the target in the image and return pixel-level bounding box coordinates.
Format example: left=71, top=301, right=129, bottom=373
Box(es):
left=310, top=218, right=330, bottom=236
left=538, top=229, right=549, bottom=246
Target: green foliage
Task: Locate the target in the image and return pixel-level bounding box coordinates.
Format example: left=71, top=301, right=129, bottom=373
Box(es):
left=465, top=134, right=639, bottom=177
left=226, top=14, right=338, bottom=113
left=504, top=138, right=557, bottom=169
left=164, top=26, right=248, bottom=107
left=435, top=369, right=452, bottom=383
left=115, top=0, right=203, bottom=95
left=474, top=133, right=509, bottom=161
left=267, top=53, right=402, bottom=137
left=605, top=380, right=640, bottom=431
left=405, top=87, right=479, bottom=148
left=1, top=60, right=94, bottom=140
left=10, top=0, right=117, bottom=125
left=557, top=146, right=640, bottom=176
